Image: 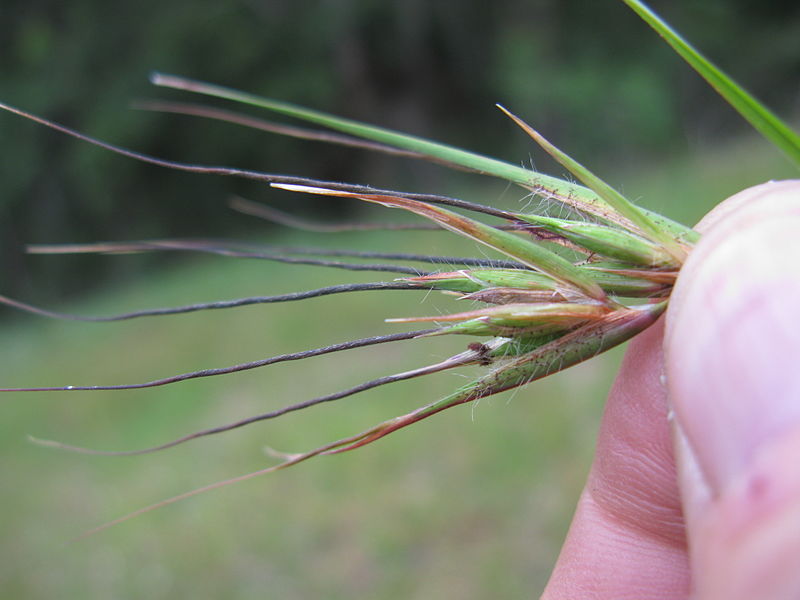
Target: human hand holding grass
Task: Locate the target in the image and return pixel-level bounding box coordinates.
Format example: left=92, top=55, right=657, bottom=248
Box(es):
left=1, top=0, right=798, bottom=556
left=544, top=180, right=800, bottom=599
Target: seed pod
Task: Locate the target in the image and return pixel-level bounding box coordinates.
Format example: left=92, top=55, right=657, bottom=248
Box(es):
left=388, top=302, right=610, bottom=337
left=334, top=301, right=667, bottom=453
left=273, top=185, right=608, bottom=301
left=403, top=266, right=672, bottom=298
left=401, top=269, right=557, bottom=294
left=460, top=287, right=568, bottom=305
left=516, top=213, right=677, bottom=267
left=580, top=266, right=675, bottom=297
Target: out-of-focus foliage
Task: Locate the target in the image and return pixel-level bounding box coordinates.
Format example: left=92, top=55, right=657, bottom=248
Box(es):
left=2, top=0, right=798, bottom=300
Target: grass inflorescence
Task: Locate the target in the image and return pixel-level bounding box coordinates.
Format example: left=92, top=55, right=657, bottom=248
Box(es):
left=1, top=0, right=798, bottom=535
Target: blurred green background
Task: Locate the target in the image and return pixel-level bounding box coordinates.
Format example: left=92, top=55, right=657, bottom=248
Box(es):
left=1, top=1, right=798, bottom=598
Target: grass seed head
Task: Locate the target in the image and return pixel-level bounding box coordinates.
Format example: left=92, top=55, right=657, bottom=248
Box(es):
left=7, top=0, right=799, bottom=534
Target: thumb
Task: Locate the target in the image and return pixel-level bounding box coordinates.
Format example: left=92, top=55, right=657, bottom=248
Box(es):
left=665, top=180, right=800, bottom=599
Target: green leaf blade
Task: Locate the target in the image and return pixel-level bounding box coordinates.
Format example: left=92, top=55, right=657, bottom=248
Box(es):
left=150, top=73, right=606, bottom=202
left=623, top=0, right=800, bottom=168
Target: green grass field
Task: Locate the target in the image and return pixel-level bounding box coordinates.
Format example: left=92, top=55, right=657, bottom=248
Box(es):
left=1, top=133, right=795, bottom=599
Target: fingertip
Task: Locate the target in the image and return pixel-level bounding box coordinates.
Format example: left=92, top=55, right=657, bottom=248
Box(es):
left=688, top=425, right=800, bottom=599
left=665, top=179, right=800, bottom=494
left=665, top=180, right=800, bottom=597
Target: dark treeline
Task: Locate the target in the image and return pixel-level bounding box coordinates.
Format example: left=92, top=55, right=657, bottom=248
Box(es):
left=1, top=0, right=798, bottom=301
